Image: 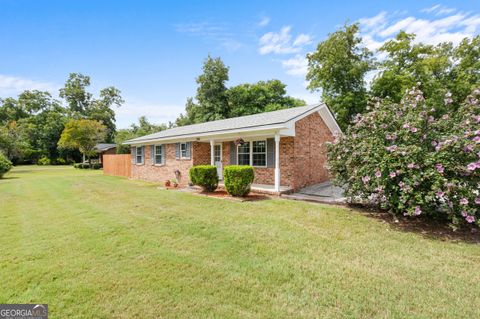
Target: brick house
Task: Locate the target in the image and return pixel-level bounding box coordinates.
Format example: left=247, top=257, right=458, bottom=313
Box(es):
left=124, top=104, right=341, bottom=194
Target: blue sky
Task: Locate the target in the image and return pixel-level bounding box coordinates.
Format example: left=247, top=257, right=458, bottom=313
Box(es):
left=1, top=0, right=479, bottom=128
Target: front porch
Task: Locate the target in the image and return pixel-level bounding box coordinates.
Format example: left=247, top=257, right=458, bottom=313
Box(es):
left=218, top=182, right=293, bottom=195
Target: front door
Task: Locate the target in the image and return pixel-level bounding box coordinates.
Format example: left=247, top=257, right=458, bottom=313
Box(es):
left=214, top=144, right=223, bottom=180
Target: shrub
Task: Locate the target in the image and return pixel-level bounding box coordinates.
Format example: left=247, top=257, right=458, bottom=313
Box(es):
left=327, top=85, right=480, bottom=227
left=0, top=153, right=12, bottom=178
left=73, top=162, right=102, bottom=169
left=224, top=165, right=254, bottom=197
left=189, top=165, right=218, bottom=192
left=54, top=158, right=67, bottom=165
left=37, top=156, right=51, bottom=166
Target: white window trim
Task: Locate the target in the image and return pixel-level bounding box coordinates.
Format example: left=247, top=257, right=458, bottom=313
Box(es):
left=252, top=140, right=267, bottom=168
left=180, top=142, right=190, bottom=159
left=236, top=140, right=267, bottom=168
left=237, top=142, right=250, bottom=166
left=214, top=144, right=222, bottom=163
left=136, top=146, right=144, bottom=165
left=154, top=144, right=164, bottom=166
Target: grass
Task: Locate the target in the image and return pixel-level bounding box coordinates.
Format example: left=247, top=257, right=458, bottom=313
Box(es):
left=1, top=166, right=479, bottom=318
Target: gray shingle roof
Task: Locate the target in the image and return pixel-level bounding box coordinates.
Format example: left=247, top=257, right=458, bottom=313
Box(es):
left=125, top=104, right=324, bottom=144
left=94, top=143, right=117, bottom=151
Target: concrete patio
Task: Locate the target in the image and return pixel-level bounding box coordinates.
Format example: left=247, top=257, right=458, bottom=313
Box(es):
left=282, top=181, right=346, bottom=204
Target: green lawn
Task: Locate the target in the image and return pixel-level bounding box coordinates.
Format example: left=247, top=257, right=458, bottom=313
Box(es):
left=1, top=166, right=479, bottom=318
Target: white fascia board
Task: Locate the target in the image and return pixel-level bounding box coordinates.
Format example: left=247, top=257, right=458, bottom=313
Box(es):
left=124, top=124, right=289, bottom=146
left=284, top=103, right=342, bottom=135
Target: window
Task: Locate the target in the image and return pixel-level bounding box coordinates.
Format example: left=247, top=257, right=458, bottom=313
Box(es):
left=154, top=145, right=163, bottom=164
left=237, top=140, right=267, bottom=167
left=237, top=143, right=250, bottom=165
left=214, top=145, right=221, bottom=163
left=252, top=140, right=266, bottom=167
left=180, top=142, right=188, bottom=159
left=136, top=146, right=144, bottom=164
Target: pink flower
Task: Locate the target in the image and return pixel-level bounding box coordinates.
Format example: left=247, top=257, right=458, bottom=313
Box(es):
left=475, top=197, right=480, bottom=205
left=460, top=198, right=468, bottom=205
left=362, top=176, right=371, bottom=184
left=386, top=145, right=398, bottom=152
left=467, top=162, right=479, bottom=171
left=461, top=211, right=468, bottom=217
left=414, top=206, right=422, bottom=216
left=431, top=141, right=438, bottom=147
left=398, top=181, right=405, bottom=188
left=428, top=116, right=435, bottom=123
left=464, top=145, right=473, bottom=153
left=410, top=127, right=418, bottom=133
left=473, top=136, right=480, bottom=143
left=375, top=171, right=382, bottom=178
left=403, top=123, right=410, bottom=129
left=407, top=163, right=416, bottom=169
left=436, top=191, right=445, bottom=198
left=435, top=163, right=444, bottom=174
left=389, top=172, right=397, bottom=178
left=466, top=215, right=475, bottom=224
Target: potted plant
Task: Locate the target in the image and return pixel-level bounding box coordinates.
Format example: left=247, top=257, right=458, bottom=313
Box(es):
left=164, top=180, right=171, bottom=187
left=171, top=178, right=178, bottom=188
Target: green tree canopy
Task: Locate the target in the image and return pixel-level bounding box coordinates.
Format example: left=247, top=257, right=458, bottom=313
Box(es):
left=307, top=23, right=374, bottom=129
left=58, top=119, right=107, bottom=161
left=176, top=57, right=305, bottom=126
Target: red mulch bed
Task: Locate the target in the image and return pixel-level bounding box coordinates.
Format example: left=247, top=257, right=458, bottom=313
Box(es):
left=194, top=189, right=271, bottom=202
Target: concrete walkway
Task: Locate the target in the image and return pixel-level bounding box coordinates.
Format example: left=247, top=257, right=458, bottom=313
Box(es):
left=282, top=181, right=347, bottom=204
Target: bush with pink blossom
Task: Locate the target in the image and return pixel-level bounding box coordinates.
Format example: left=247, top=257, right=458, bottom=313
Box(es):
left=327, top=85, right=480, bottom=227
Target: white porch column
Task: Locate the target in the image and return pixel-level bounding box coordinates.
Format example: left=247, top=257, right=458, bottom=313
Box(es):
left=274, top=133, right=280, bottom=192
left=210, top=140, right=215, bottom=165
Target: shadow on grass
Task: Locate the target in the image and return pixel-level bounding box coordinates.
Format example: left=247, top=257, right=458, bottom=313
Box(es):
left=0, top=176, right=19, bottom=180
left=350, top=204, right=480, bottom=244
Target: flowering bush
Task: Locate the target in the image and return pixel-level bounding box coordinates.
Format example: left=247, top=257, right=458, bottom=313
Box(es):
left=327, top=86, right=479, bottom=227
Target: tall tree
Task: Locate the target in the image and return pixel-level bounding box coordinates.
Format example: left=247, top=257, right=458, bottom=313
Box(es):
left=176, top=56, right=229, bottom=125
left=59, top=73, right=123, bottom=142
left=306, top=23, right=374, bottom=129
left=227, top=80, right=305, bottom=117
left=58, top=119, right=107, bottom=163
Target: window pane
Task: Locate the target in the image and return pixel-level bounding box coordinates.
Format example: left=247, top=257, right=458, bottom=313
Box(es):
left=155, top=145, right=162, bottom=156
left=137, top=155, right=142, bottom=163
left=253, top=154, right=266, bottom=166
left=238, top=153, right=250, bottom=165
left=238, top=143, right=249, bottom=153
left=253, top=141, right=266, bottom=153
left=155, top=155, right=162, bottom=164
left=136, top=147, right=142, bottom=155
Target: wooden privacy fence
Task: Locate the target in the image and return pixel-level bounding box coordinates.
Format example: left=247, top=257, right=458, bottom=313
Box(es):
left=103, top=154, right=131, bottom=178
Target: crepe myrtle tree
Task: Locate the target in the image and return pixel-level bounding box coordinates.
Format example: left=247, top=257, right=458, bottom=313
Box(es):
left=58, top=119, right=107, bottom=164
left=327, top=85, right=479, bottom=227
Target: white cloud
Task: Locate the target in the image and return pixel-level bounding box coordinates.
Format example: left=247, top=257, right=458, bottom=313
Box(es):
left=421, top=4, right=455, bottom=16
left=115, top=98, right=184, bottom=129
left=258, top=16, right=270, bottom=27
left=258, top=26, right=312, bottom=55
left=293, top=34, right=312, bottom=47
left=0, top=74, right=58, bottom=97
left=281, top=54, right=308, bottom=77
left=359, top=7, right=480, bottom=52
left=174, top=22, right=242, bottom=52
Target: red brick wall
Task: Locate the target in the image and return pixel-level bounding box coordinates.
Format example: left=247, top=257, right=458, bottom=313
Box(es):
left=292, top=111, right=334, bottom=190
left=131, top=142, right=206, bottom=187
left=221, top=138, right=295, bottom=187
left=130, top=111, right=333, bottom=191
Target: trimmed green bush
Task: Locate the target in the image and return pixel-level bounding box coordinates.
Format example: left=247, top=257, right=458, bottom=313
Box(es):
left=224, top=165, right=254, bottom=197
left=37, top=156, right=51, bottom=166
left=189, top=165, right=218, bottom=192
left=73, top=162, right=102, bottom=170
left=0, top=153, right=13, bottom=178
